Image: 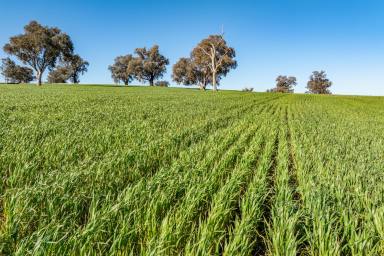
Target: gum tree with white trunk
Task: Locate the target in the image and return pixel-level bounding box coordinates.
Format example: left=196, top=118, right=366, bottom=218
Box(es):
left=192, top=35, right=237, bottom=91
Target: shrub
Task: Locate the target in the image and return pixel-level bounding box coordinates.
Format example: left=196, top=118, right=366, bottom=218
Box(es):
left=155, top=80, right=170, bottom=87
left=242, top=87, right=254, bottom=92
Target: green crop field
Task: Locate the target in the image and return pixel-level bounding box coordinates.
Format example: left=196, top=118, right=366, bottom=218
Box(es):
left=0, top=85, right=383, bottom=255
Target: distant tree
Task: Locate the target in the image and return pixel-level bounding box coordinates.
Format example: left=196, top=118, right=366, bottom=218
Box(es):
left=173, top=58, right=195, bottom=85
left=134, top=45, right=169, bottom=86
left=155, top=80, right=170, bottom=87
left=192, top=35, right=237, bottom=91
left=270, top=75, right=297, bottom=93
left=307, top=71, right=332, bottom=94
left=64, top=54, right=89, bottom=84
left=3, top=21, right=74, bottom=85
left=108, top=55, right=137, bottom=85
left=242, top=87, right=254, bottom=92
left=47, top=67, right=69, bottom=83
left=1, top=58, right=34, bottom=84
left=172, top=57, right=211, bottom=90
left=47, top=54, right=88, bottom=84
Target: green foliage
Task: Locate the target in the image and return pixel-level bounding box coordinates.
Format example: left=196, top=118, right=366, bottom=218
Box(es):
left=108, top=55, right=137, bottom=85
left=307, top=70, right=332, bottom=94
left=269, top=75, right=297, bottom=93
left=134, top=45, right=169, bottom=86
left=109, top=46, right=169, bottom=86
left=174, top=35, right=237, bottom=91
left=47, top=66, right=69, bottom=83
left=0, top=85, right=383, bottom=255
left=63, top=54, right=89, bottom=84
left=3, top=21, right=74, bottom=85
left=0, top=58, right=34, bottom=84
left=155, top=80, right=169, bottom=87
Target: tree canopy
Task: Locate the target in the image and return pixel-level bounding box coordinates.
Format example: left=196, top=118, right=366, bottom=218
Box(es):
left=173, top=35, right=236, bottom=91
left=134, top=45, right=169, bottom=86
left=172, top=57, right=211, bottom=90
left=307, top=71, right=332, bottom=94
left=192, top=35, right=237, bottom=91
left=268, top=75, right=297, bottom=93
left=108, top=55, right=137, bottom=85
left=3, top=21, right=74, bottom=85
left=48, top=54, right=89, bottom=84
left=64, top=54, right=89, bottom=84
left=109, top=46, right=169, bottom=86
left=1, top=58, right=34, bottom=84
left=47, top=67, right=70, bottom=84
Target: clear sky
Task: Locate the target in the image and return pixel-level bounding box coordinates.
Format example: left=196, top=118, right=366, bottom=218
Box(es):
left=1, top=0, right=384, bottom=95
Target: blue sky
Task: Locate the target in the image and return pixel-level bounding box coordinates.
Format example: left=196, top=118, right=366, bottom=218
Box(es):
left=1, top=0, right=384, bottom=95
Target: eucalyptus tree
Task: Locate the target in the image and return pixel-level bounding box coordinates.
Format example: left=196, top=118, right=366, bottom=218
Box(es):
left=270, top=75, right=297, bottom=93
left=1, top=58, right=34, bottom=84
left=108, top=54, right=137, bottom=85
left=134, top=45, right=169, bottom=86
left=191, top=35, right=237, bottom=91
left=307, top=71, right=332, bottom=94
left=65, top=54, right=89, bottom=84
left=3, top=21, right=74, bottom=85
left=47, top=67, right=70, bottom=83
left=48, top=54, right=89, bottom=84
left=172, top=57, right=211, bottom=90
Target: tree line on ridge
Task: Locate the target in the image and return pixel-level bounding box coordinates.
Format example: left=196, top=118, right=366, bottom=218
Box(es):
left=1, top=21, right=332, bottom=94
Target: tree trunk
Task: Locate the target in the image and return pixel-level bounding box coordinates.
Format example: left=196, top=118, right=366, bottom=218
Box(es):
left=199, top=82, right=206, bottom=91
left=212, top=72, right=217, bottom=92
left=73, top=75, right=79, bottom=84
left=124, top=80, right=129, bottom=86
left=199, top=78, right=207, bottom=91
left=37, top=71, right=42, bottom=86
left=211, top=47, right=217, bottom=92
left=149, top=78, right=154, bottom=86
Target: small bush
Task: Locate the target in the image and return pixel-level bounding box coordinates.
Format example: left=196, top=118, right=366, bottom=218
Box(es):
left=242, top=87, right=254, bottom=92
left=155, top=81, right=170, bottom=87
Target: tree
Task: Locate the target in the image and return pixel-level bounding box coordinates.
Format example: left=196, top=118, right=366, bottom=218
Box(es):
left=64, top=54, right=89, bottom=84
left=47, top=67, right=69, bottom=83
left=192, top=35, right=237, bottom=91
left=108, top=55, right=137, bottom=85
left=3, top=21, right=74, bottom=85
left=1, top=58, right=34, bottom=84
left=172, top=57, right=211, bottom=90
left=269, top=75, right=297, bottom=93
left=47, top=54, right=88, bottom=84
left=134, top=45, right=169, bottom=86
left=307, top=71, right=332, bottom=94
left=172, top=58, right=194, bottom=85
